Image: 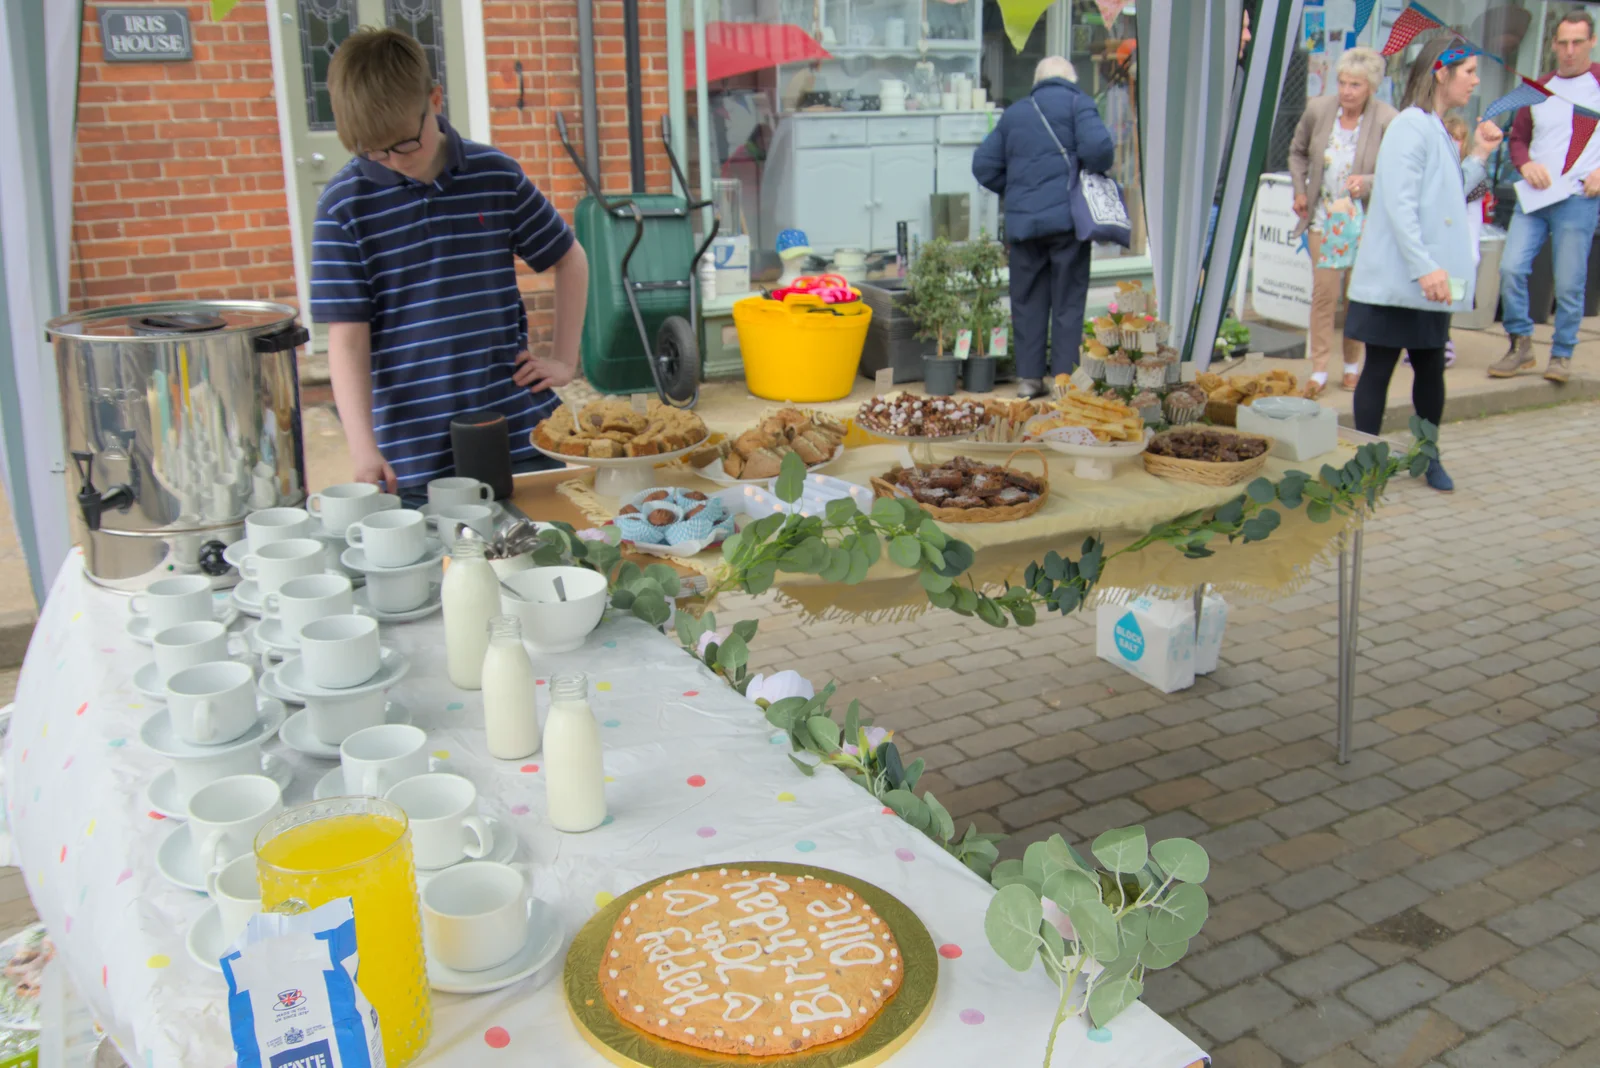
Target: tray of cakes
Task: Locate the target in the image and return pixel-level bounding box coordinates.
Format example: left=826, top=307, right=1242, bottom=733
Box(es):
left=958, top=398, right=1055, bottom=452
left=854, top=393, right=985, bottom=443
left=1022, top=388, right=1150, bottom=481
left=690, top=408, right=847, bottom=485
left=872, top=451, right=1049, bottom=524
left=531, top=398, right=711, bottom=497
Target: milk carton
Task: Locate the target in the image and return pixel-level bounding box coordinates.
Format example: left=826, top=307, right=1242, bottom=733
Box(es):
left=711, top=235, right=751, bottom=295
left=1096, top=593, right=1230, bottom=691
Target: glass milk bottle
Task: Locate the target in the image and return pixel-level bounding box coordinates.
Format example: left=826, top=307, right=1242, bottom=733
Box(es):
left=441, top=539, right=499, bottom=689
left=543, top=672, right=606, bottom=832
left=482, top=616, right=541, bottom=759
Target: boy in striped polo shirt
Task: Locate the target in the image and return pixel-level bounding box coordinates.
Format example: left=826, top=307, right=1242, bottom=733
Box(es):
left=312, top=28, right=589, bottom=499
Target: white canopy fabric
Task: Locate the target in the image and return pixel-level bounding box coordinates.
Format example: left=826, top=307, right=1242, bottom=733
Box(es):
left=1140, top=0, right=1306, bottom=370
left=0, top=0, right=81, bottom=605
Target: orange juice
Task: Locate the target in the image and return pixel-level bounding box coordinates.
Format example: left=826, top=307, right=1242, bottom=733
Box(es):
left=256, top=801, right=432, bottom=1064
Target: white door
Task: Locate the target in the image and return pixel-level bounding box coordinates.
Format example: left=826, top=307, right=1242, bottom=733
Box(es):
left=793, top=147, right=874, bottom=254
left=277, top=0, right=471, bottom=349
left=936, top=144, right=999, bottom=241
left=870, top=144, right=935, bottom=251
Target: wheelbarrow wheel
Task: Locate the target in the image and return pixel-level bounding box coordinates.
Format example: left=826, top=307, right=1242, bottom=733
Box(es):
left=653, top=316, right=700, bottom=407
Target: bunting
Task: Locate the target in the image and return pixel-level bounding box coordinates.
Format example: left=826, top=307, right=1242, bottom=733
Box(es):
left=1483, top=77, right=1553, bottom=121
left=1566, top=110, right=1599, bottom=176
left=1380, top=1, right=1448, bottom=55
left=1096, top=1, right=1129, bottom=29
left=1352, top=0, right=1376, bottom=37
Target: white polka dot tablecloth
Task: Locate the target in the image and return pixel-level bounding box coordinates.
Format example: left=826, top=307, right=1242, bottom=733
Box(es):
left=2, top=555, right=1208, bottom=1067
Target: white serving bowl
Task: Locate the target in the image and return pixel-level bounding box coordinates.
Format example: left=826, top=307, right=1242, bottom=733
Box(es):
left=499, top=566, right=609, bottom=652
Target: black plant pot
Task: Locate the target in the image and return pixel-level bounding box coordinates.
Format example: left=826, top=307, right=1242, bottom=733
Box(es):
left=923, top=357, right=960, bottom=396
left=963, top=356, right=997, bottom=393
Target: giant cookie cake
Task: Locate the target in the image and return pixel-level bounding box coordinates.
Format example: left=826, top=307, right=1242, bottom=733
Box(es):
left=598, top=866, right=904, bottom=1057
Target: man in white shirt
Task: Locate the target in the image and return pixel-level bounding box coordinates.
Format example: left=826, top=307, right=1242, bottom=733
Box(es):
left=1491, top=9, right=1600, bottom=384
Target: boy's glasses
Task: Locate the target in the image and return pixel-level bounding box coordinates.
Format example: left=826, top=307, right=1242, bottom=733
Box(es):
left=361, top=107, right=429, bottom=162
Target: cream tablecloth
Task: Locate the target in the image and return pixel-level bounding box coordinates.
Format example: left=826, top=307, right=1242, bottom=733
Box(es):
left=4, top=552, right=1208, bottom=1067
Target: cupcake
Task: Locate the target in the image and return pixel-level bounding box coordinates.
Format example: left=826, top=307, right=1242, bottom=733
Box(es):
left=1135, top=355, right=1169, bottom=389
left=1164, top=384, right=1207, bottom=425
left=1131, top=390, right=1165, bottom=426
left=1159, top=346, right=1182, bottom=384
left=665, top=507, right=715, bottom=546
left=1093, top=315, right=1120, bottom=348
left=1151, top=320, right=1172, bottom=345
left=1104, top=352, right=1135, bottom=387
left=1081, top=339, right=1110, bottom=380
left=615, top=511, right=666, bottom=545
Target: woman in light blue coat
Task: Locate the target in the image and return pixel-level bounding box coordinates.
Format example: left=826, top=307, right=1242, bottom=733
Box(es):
left=1346, top=37, right=1503, bottom=492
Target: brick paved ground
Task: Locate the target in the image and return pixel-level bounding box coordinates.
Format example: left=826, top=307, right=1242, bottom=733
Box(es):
left=720, top=400, right=1600, bottom=1067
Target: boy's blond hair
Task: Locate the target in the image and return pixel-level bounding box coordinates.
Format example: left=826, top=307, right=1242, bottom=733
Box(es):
left=1442, top=114, right=1470, bottom=159
left=327, top=27, right=433, bottom=155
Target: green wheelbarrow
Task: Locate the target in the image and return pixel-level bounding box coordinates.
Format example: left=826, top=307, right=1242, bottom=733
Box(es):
left=555, top=113, right=719, bottom=408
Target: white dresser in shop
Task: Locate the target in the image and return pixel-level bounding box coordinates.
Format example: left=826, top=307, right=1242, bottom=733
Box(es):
left=759, top=110, right=1002, bottom=258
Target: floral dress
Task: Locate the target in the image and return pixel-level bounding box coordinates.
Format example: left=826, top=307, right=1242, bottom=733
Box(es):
left=1313, top=118, right=1362, bottom=270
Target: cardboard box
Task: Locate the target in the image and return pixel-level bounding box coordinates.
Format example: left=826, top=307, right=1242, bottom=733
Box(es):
left=1096, top=593, right=1230, bottom=691
left=1236, top=403, right=1338, bottom=461
left=1097, top=596, right=1197, bottom=694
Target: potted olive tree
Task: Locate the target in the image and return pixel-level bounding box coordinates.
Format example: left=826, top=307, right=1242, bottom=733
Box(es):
left=905, top=237, right=965, bottom=396
left=961, top=236, right=1008, bottom=394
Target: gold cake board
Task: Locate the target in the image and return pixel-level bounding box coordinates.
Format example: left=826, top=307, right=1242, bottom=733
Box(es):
left=564, top=863, right=938, bottom=1067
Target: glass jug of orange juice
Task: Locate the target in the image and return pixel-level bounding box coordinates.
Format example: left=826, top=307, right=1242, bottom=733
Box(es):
left=255, top=797, right=431, bottom=1063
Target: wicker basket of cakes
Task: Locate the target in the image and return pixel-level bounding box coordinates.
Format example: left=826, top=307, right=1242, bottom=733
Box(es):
left=1143, top=426, right=1275, bottom=486
left=1196, top=369, right=1299, bottom=427
left=872, top=451, right=1049, bottom=524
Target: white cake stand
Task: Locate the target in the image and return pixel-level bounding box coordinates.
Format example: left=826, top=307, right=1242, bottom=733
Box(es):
left=531, top=435, right=711, bottom=499
left=1036, top=431, right=1153, bottom=481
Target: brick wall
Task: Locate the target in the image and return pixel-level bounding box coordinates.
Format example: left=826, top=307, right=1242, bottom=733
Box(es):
left=483, top=0, right=673, bottom=356
left=69, top=1, right=296, bottom=310
left=66, top=0, right=670, bottom=356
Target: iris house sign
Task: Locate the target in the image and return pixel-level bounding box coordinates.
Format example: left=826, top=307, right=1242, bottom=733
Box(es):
left=99, top=7, right=193, bottom=62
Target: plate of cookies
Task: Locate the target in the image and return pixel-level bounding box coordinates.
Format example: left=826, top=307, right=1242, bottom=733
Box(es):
left=531, top=398, right=711, bottom=497
left=693, top=408, right=848, bottom=484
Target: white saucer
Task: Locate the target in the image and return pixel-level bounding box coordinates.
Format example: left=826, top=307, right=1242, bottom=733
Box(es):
left=185, top=905, right=227, bottom=973
left=258, top=668, right=304, bottom=707
left=278, top=699, right=412, bottom=760
left=138, top=699, right=287, bottom=761
left=132, top=662, right=169, bottom=703
left=419, top=500, right=506, bottom=522
left=414, top=817, right=517, bottom=875
left=144, top=754, right=294, bottom=820
left=221, top=541, right=251, bottom=571
left=125, top=600, right=239, bottom=645
left=229, top=581, right=264, bottom=618
left=156, top=823, right=215, bottom=892
left=351, top=582, right=444, bottom=623
left=246, top=618, right=298, bottom=652
left=308, top=529, right=367, bottom=586
left=426, top=898, right=562, bottom=994
left=339, top=539, right=447, bottom=576
left=270, top=647, right=409, bottom=700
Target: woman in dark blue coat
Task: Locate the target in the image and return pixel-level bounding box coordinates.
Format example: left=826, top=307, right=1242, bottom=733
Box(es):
left=974, top=56, right=1116, bottom=398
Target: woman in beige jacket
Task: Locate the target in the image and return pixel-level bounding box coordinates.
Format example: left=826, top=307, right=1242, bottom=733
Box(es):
left=1289, top=47, right=1397, bottom=396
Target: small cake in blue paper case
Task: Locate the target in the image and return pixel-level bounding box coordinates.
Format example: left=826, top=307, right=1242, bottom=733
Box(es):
left=615, top=511, right=664, bottom=545
left=665, top=510, right=715, bottom=546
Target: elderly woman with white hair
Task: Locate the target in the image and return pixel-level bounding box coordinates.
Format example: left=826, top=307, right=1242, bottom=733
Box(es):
left=1288, top=46, right=1398, bottom=397
left=974, top=55, right=1114, bottom=398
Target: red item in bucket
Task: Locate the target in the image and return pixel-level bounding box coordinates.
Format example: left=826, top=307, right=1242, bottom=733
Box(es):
left=769, top=274, right=860, bottom=304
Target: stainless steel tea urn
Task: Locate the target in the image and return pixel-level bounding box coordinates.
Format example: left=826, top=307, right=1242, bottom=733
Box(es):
left=46, top=301, right=310, bottom=591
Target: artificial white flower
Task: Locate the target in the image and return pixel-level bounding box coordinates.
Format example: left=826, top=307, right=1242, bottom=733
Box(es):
left=695, top=627, right=732, bottom=657
left=745, top=670, right=815, bottom=705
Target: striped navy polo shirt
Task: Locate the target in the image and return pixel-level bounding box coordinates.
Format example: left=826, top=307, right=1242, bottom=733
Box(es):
left=310, top=116, right=574, bottom=487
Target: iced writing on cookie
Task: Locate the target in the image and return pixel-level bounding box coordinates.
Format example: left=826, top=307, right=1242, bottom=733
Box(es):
left=637, top=924, right=718, bottom=1014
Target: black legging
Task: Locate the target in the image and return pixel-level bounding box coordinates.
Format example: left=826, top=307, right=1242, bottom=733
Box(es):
left=1353, top=345, right=1445, bottom=436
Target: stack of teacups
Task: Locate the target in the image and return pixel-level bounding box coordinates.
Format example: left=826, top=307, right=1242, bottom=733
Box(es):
left=305, top=483, right=401, bottom=582
left=342, top=509, right=442, bottom=615
left=127, top=575, right=226, bottom=642
left=254, top=573, right=367, bottom=661
left=271, top=614, right=411, bottom=748
left=161, top=773, right=281, bottom=904
left=138, top=619, right=253, bottom=701
left=189, top=852, right=261, bottom=969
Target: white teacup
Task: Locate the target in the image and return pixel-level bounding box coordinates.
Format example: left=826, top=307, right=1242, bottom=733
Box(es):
left=428, top=477, right=493, bottom=509
left=152, top=620, right=251, bottom=688
left=421, top=861, right=531, bottom=972
left=305, top=690, right=388, bottom=746
left=363, top=569, right=431, bottom=614
left=166, top=661, right=259, bottom=746
left=386, top=774, right=494, bottom=870
left=171, top=746, right=266, bottom=802
left=428, top=504, right=496, bottom=542
left=307, top=483, right=384, bottom=532
left=207, top=853, right=261, bottom=946
left=261, top=573, right=362, bottom=647
left=188, top=774, right=283, bottom=874
left=130, top=575, right=215, bottom=634
left=346, top=509, right=427, bottom=569
left=298, top=614, right=384, bottom=689
left=340, top=723, right=428, bottom=796
left=239, top=538, right=328, bottom=597
left=245, top=507, right=312, bottom=555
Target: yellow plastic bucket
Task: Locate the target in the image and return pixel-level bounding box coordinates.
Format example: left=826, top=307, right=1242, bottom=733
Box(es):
left=732, top=293, right=872, bottom=403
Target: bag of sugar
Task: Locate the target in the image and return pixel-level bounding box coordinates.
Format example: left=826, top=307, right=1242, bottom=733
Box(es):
left=220, top=898, right=385, bottom=1068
